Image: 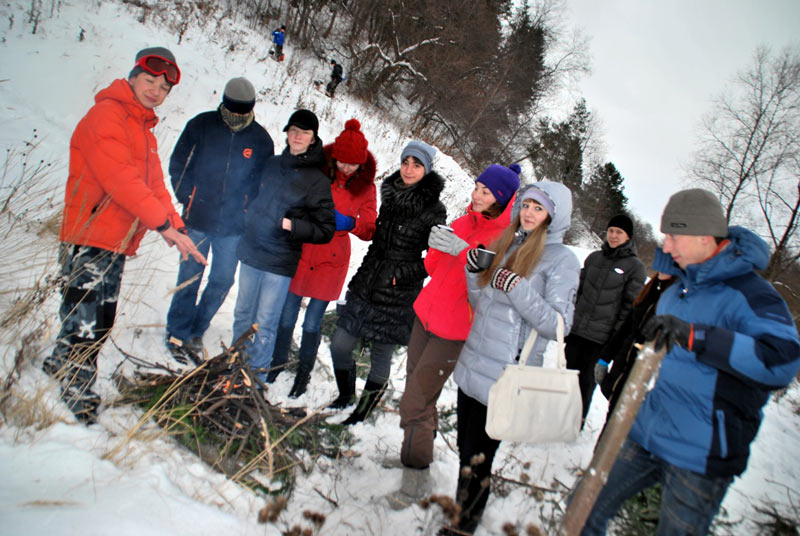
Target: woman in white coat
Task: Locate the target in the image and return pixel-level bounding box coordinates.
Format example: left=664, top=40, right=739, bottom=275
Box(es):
left=442, top=181, right=581, bottom=535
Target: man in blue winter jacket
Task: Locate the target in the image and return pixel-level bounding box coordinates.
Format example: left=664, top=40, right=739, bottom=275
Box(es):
left=271, top=25, right=286, bottom=61
left=581, top=188, right=800, bottom=535
left=165, top=77, right=274, bottom=363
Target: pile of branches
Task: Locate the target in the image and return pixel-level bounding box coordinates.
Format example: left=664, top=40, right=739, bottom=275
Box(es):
left=114, top=326, right=351, bottom=494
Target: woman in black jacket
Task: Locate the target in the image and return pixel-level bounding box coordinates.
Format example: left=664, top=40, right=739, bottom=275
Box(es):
left=330, top=140, right=447, bottom=424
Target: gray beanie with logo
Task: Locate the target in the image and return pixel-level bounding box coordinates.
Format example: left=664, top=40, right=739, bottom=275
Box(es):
left=660, top=188, right=728, bottom=237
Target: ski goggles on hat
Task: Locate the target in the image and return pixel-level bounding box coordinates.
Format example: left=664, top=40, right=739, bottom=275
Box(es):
left=134, top=54, right=181, bottom=85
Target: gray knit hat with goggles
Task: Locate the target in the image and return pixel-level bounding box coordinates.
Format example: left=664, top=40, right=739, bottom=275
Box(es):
left=128, top=47, right=179, bottom=85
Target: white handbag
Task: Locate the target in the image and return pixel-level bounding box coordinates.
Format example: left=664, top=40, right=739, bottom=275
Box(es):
left=485, top=313, right=582, bottom=443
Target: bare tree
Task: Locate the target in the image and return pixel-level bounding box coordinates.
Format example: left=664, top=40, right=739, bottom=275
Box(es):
left=689, top=46, right=800, bottom=280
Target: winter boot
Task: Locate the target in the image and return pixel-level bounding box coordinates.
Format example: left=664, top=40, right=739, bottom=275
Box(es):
left=266, top=324, right=294, bottom=383
left=386, top=466, right=432, bottom=510
left=342, top=379, right=386, bottom=425
left=327, top=367, right=356, bottom=409
left=288, top=366, right=311, bottom=399
left=62, top=384, right=101, bottom=424
left=448, top=471, right=487, bottom=535
left=44, top=353, right=101, bottom=424
left=288, top=330, right=320, bottom=398
left=187, top=336, right=204, bottom=356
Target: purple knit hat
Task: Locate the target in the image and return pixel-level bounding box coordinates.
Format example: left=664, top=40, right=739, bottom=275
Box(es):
left=476, top=163, right=521, bottom=208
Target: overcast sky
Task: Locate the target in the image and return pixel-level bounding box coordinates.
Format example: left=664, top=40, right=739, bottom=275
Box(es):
left=562, top=0, right=800, bottom=232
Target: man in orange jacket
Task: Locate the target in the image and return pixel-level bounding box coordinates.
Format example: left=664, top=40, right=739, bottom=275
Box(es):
left=43, top=47, right=206, bottom=423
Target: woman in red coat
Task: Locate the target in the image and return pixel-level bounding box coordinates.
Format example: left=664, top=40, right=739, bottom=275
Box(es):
left=268, top=119, right=378, bottom=397
left=387, top=163, right=520, bottom=509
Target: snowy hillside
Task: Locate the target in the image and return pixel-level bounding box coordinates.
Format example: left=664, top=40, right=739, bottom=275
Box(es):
left=1, top=2, right=798, bottom=535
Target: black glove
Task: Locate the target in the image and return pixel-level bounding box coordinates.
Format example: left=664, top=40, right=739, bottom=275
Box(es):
left=642, top=314, right=693, bottom=352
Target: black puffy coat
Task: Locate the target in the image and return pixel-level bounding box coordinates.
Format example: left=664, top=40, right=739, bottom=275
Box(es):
left=337, top=170, right=446, bottom=345
left=170, top=109, right=274, bottom=236
left=237, top=139, right=335, bottom=277
left=599, top=276, right=674, bottom=413
left=571, top=239, right=646, bottom=344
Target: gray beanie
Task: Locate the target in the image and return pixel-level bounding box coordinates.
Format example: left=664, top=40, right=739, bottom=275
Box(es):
left=222, top=77, right=256, bottom=114
left=128, top=46, right=178, bottom=82
left=660, top=188, right=728, bottom=237
left=401, top=140, right=436, bottom=175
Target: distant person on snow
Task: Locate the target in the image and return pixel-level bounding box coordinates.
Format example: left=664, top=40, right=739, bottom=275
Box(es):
left=266, top=118, right=378, bottom=398
left=579, top=189, right=800, bottom=535
left=165, top=77, right=274, bottom=365
left=326, top=59, right=343, bottom=97
left=42, top=47, right=206, bottom=423
left=271, top=25, right=286, bottom=61
left=231, top=109, right=335, bottom=385
left=564, top=213, right=645, bottom=425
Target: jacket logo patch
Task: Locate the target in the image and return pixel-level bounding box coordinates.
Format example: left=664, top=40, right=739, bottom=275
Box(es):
left=614, top=267, right=624, bottom=274
left=243, top=148, right=253, bottom=159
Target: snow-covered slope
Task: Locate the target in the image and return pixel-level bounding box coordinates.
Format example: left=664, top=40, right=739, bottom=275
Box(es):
left=0, top=2, right=797, bottom=535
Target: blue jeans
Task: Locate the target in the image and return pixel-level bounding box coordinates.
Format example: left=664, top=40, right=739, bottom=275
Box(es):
left=231, top=263, right=291, bottom=376
left=581, top=439, right=733, bottom=536
left=278, top=291, right=329, bottom=334
left=166, top=229, right=240, bottom=341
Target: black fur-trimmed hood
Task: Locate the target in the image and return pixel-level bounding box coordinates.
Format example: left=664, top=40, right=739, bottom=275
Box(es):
left=381, top=170, right=445, bottom=216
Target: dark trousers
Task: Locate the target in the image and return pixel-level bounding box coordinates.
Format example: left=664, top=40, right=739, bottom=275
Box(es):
left=45, top=244, right=125, bottom=393
left=399, top=317, right=464, bottom=468
left=565, top=333, right=604, bottom=420
left=329, top=326, right=394, bottom=384
left=326, top=77, right=342, bottom=96
left=453, top=388, right=502, bottom=533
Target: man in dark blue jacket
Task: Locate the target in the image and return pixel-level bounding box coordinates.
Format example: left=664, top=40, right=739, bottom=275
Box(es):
left=326, top=60, right=344, bottom=97
left=232, top=109, right=335, bottom=383
left=581, top=189, right=800, bottom=535
left=166, top=77, right=274, bottom=363
left=271, top=25, right=286, bottom=61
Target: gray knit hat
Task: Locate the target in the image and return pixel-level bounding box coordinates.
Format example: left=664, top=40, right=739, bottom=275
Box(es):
left=222, top=77, right=256, bottom=114
left=660, top=188, right=728, bottom=237
left=401, top=140, right=436, bottom=175
left=128, top=47, right=178, bottom=82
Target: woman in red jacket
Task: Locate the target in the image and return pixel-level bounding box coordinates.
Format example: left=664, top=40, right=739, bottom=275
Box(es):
left=267, top=119, right=378, bottom=397
left=387, top=163, right=520, bottom=508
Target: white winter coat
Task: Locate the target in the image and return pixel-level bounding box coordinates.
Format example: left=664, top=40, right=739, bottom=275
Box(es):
left=453, top=180, right=581, bottom=406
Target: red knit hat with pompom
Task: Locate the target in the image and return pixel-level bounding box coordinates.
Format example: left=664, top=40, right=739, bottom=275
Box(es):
left=331, top=119, right=369, bottom=165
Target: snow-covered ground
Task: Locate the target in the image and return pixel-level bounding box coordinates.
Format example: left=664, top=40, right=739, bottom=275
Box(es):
left=0, top=1, right=798, bottom=535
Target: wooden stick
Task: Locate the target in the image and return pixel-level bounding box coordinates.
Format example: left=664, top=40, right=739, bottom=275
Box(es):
left=560, top=342, right=666, bottom=535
